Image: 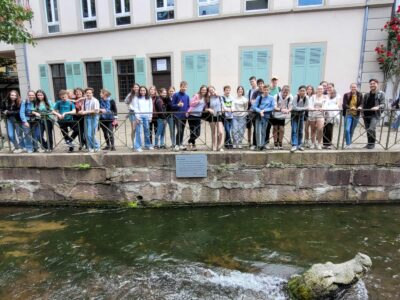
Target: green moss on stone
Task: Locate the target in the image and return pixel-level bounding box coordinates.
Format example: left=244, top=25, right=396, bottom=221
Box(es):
left=288, top=277, right=313, bottom=300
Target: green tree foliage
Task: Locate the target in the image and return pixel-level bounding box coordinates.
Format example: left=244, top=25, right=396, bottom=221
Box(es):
left=0, top=0, right=34, bottom=45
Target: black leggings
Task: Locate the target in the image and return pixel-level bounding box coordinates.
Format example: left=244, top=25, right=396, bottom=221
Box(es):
left=100, top=120, right=114, bottom=147
left=188, top=117, right=201, bottom=145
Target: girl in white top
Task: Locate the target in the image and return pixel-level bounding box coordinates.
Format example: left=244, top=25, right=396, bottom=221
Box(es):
left=304, top=85, right=315, bottom=148
left=133, top=86, right=153, bottom=152
left=124, top=83, right=140, bottom=149
left=308, top=85, right=328, bottom=150
left=232, top=86, right=248, bottom=148
left=323, top=88, right=340, bottom=149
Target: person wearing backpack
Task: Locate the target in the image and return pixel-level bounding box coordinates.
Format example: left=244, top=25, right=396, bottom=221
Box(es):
left=273, top=85, right=293, bottom=149
left=291, top=85, right=309, bottom=152
left=222, top=85, right=234, bottom=149
left=251, top=84, right=275, bottom=150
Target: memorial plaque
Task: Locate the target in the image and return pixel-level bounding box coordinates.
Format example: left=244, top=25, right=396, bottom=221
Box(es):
left=176, top=154, right=207, bottom=178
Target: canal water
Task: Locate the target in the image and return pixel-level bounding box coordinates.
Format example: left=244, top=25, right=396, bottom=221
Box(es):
left=0, top=205, right=399, bottom=299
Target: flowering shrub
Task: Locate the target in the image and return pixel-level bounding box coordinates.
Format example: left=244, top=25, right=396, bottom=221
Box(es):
left=0, top=0, right=34, bottom=45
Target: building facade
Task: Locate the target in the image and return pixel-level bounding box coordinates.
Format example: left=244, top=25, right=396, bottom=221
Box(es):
left=0, top=0, right=395, bottom=109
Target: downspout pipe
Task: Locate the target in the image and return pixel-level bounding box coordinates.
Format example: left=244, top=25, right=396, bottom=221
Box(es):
left=357, top=3, right=369, bottom=90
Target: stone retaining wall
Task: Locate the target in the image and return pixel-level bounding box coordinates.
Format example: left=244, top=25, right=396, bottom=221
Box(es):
left=0, top=151, right=400, bottom=207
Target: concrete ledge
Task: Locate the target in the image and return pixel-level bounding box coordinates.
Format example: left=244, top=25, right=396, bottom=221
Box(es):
left=0, top=151, right=399, bottom=207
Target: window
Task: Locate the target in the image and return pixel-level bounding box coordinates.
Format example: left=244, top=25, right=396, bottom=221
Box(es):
left=115, top=0, right=131, bottom=26
left=156, top=0, right=174, bottom=22
left=85, top=62, right=102, bottom=99
left=44, top=0, right=59, bottom=33
left=298, top=0, right=323, bottom=6
left=81, top=0, right=97, bottom=29
left=117, top=60, right=135, bottom=101
left=198, top=0, right=219, bottom=17
left=245, top=0, right=268, bottom=11
left=50, top=64, right=67, bottom=101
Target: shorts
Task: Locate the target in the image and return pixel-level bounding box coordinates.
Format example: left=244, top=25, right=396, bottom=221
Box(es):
left=128, top=111, right=136, bottom=122
left=209, top=116, right=223, bottom=123
left=270, top=118, right=285, bottom=126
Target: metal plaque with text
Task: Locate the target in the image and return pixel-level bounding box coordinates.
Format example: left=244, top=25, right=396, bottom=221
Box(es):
left=176, top=154, right=208, bottom=178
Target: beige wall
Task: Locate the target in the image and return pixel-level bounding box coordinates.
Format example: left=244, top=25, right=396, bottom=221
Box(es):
left=26, top=8, right=365, bottom=99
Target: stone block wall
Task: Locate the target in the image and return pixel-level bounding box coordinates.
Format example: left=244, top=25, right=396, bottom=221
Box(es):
left=0, top=152, right=399, bottom=207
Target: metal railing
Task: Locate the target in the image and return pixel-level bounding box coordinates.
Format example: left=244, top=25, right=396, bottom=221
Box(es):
left=0, top=109, right=399, bottom=153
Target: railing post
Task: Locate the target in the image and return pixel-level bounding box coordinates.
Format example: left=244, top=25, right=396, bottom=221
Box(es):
left=386, top=109, right=393, bottom=150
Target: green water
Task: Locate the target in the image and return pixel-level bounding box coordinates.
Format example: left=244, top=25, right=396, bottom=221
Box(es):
left=0, top=205, right=399, bottom=299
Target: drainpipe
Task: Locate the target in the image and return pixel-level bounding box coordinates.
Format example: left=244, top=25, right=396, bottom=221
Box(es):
left=357, top=2, right=369, bottom=90
left=23, top=43, right=30, bottom=90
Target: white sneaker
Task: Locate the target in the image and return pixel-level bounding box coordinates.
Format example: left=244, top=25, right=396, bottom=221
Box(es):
left=305, top=140, right=310, bottom=148
left=13, top=149, right=23, bottom=154
left=148, top=146, right=154, bottom=150
left=279, top=146, right=283, bottom=150
left=233, top=145, right=237, bottom=149
left=135, top=148, right=143, bottom=152
left=299, top=146, right=305, bottom=151
left=89, top=149, right=95, bottom=153
left=317, top=144, right=322, bottom=150
left=174, top=145, right=180, bottom=151
left=344, top=144, right=352, bottom=149
left=265, top=145, right=271, bottom=150
left=273, top=146, right=279, bottom=150
left=290, top=146, right=297, bottom=152
left=250, top=145, right=256, bottom=150
left=179, top=145, right=187, bottom=150
left=309, top=143, right=315, bottom=150
left=238, top=145, right=243, bottom=149
left=219, top=148, right=224, bottom=152
left=37, top=148, right=45, bottom=153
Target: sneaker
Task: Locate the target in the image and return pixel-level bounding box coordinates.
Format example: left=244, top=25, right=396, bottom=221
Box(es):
left=160, top=145, right=166, bottom=149
left=219, top=148, right=224, bottom=152
left=13, top=149, right=23, bottom=154
left=366, top=144, right=375, bottom=149
left=192, top=145, right=198, bottom=151
left=317, top=144, right=322, bottom=150
left=174, top=145, right=180, bottom=151
left=148, top=146, right=154, bottom=150
left=344, top=144, right=352, bottom=149
left=238, top=145, right=243, bottom=149
left=250, top=145, right=256, bottom=150
left=273, top=146, right=279, bottom=150
left=89, top=149, right=94, bottom=153
left=27, top=150, right=33, bottom=154
left=327, top=145, right=333, bottom=150
left=111, top=146, right=116, bottom=151
left=232, top=145, right=237, bottom=149
left=68, top=147, right=74, bottom=153
left=135, top=148, right=143, bottom=152
left=309, top=143, right=315, bottom=150
left=37, top=148, right=45, bottom=153
left=278, top=146, right=283, bottom=150
left=179, top=145, right=187, bottom=151
left=299, top=146, right=305, bottom=151
left=265, top=145, right=270, bottom=150
left=154, top=145, right=159, bottom=149
left=290, top=146, right=297, bottom=153
left=102, top=146, right=110, bottom=151
left=305, top=140, right=310, bottom=148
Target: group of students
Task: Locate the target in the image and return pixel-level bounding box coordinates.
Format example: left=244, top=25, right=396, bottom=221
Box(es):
left=0, top=75, right=385, bottom=153
left=1, top=87, right=117, bottom=153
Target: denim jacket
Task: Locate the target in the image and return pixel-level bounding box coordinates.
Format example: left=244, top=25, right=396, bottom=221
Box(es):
left=20, top=100, right=35, bottom=123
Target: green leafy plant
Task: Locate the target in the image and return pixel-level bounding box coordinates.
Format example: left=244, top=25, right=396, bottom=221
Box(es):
left=76, top=163, right=91, bottom=170
left=0, top=0, right=35, bottom=45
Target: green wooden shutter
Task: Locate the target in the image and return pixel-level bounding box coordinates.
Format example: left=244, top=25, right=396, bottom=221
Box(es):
left=291, top=47, right=307, bottom=91
left=306, top=47, right=323, bottom=87
left=134, top=58, right=147, bottom=86
left=65, top=62, right=84, bottom=89
left=183, top=52, right=209, bottom=97
left=240, top=48, right=269, bottom=88
left=101, top=60, right=116, bottom=98
left=39, top=64, right=51, bottom=97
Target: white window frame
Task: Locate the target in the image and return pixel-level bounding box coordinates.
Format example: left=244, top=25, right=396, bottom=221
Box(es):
left=81, top=0, right=97, bottom=30
left=155, top=0, right=175, bottom=22
left=244, top=0, right=269, bottom=13
left=114, top=0, right=131, bottom=26
left=44, top=0, right=59, bottom=33
left=297, top=0, right=324, bottom=7
left=197, top=0, right=219, bottom=17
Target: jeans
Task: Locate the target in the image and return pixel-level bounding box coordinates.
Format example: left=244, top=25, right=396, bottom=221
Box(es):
left=344, top=115, right=359, bottom=146
left=6, top=117, right=24, bottom=149
left=363, top=115, right=379, bottom=145
left=291, top=114, right=304, bottom=147
left=135, top=116, right=151, bottom=150
left=232, top=116, right=246, bottom=145
left=155, top=118, right=166, bottom=147
left=224, top=118, right=233, bottom=147
left=166, top=115, right=175, bottom=147
left=255, top=117, right=268, bottom=148
left=22, top=121, right=41, bottom=151
left=85, top=115, right=100, bottom=150
left=100, top=120, right=114, bottom=147
left=188, top=116, right=202, bottom=145
left=39, top=118, right=54, bottom=150
left=175, top=118, right=187, bottom=146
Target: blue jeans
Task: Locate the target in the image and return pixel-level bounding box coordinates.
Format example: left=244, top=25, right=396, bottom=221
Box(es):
left=344, top=115, right=359, bottom=146
left=166, top=115, right=175, bottom=147
left=85, top=115, right=99, bottom=150
left=22, top=121, right=40, bottom=151
left=155, top=118, right=165, bottom=147
left=291, top=115, right=304, bottom=147
left=135, top=116, right=151, bottom=150
left=224, top=118, right=233, bottom=147
left=6, top=117, right=24, bottom=149
left=232, top=116, right=246, bottom=145
left=255, top=117, right=268, bottom=148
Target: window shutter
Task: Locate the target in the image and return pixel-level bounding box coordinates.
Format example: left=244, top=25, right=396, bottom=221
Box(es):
left=134, top=57, right=147, bottom=86
left=101, top=60, right=116, bottom=98
left=39, top=64, right=51, bottom=97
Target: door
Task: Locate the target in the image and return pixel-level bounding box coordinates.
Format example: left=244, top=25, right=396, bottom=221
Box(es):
left=151, top=57, right=171, bottom=91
